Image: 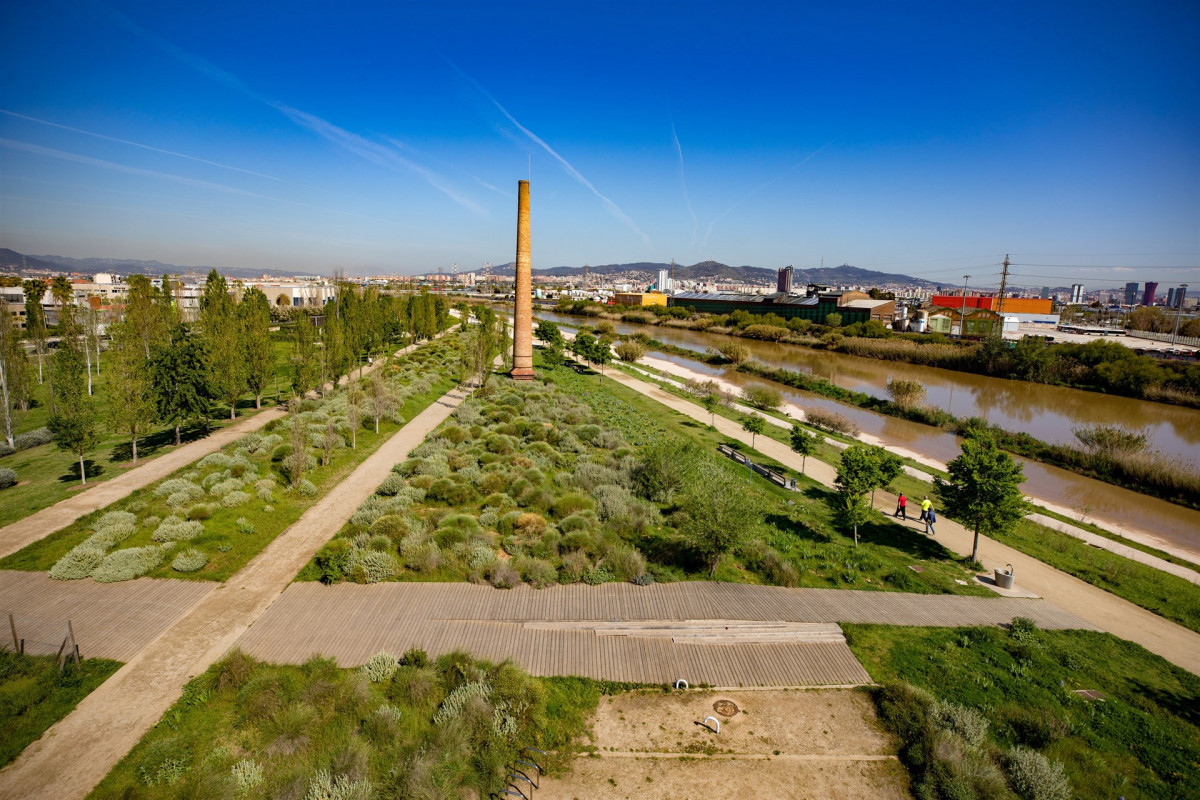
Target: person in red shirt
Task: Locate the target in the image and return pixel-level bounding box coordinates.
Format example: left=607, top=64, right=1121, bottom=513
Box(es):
left=894, top=493, right=907, bottom=520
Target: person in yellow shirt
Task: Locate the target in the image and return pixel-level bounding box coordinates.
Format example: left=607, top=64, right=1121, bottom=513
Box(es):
left=920, top=496, right=932, bottom=520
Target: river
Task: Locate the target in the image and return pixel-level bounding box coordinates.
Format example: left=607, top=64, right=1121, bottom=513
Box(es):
left=535, top=311, right=1200, bottom=553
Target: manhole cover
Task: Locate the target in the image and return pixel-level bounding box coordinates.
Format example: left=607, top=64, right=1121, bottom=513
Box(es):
left=713, top=699, right=739, bottom=717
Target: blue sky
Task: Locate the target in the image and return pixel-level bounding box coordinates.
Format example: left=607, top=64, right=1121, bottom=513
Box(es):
left=1, top=0, right=1197, bottom=286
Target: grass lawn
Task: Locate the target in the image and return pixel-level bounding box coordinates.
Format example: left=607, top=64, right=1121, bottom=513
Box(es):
left=0, top=338, right=462, bottom=582
left=846, top=623, right=1200, bottom=800
left=0, top=651, right=122, bottom=768
left=88, top=649, right=626, bottom=799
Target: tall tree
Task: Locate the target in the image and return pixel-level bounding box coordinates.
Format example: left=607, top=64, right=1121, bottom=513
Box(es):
left=682, top=461, right=762, bottom=576
left=322, top=312, right=348, bottom=392
left=870, top=446, right=905, bottom=507
left=835, top=444, right=880, bottom=547
left=936, top=432, right=1028, bottom=562
left=788, top=424, right=819, bottom=476
left=22, top=279, right=48, bottom=385
left=50, top=276, right=77, bottom=339
left=124, top=275, right=165, bottom=356
left=368, top=371, right=396, bottom=433
left=150, top=326, right=213, bottom=445
left=201, top=270, right=246, bottom=418
left=47, top=346, right=99, bottom=485
left=241, top=287, right=273, bottom=408
left=345, top=385, right=364, bottom=449
left=292, top=313, right=319, bottom=396
left=0, top=306, right=31, bottom=448
left=107, top=320, right=156, bottom=463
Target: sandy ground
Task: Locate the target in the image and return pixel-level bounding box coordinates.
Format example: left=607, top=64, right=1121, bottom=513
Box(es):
left=538, top=689, right=908, bottom=800
left=574, top=351, right=1200, bottom=676
left=0, top=359, right=477, bottom=800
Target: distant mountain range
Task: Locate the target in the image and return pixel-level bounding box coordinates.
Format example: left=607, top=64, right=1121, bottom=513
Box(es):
left=491, top=259, right=943, bottom=288
left=0, top=250, right=277, bottom=280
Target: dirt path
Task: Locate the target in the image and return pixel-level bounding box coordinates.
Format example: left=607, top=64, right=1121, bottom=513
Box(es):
left=585, top=354, right=1200, bottom=677
left=0, top=382, right=476, bottom=800
left=538, top=688, right=908, bottom=799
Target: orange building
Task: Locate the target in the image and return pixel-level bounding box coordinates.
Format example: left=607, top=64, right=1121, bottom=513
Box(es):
left=930, top=296, right=1052, bottom=314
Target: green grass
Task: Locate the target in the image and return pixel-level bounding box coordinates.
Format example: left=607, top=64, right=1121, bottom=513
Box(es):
left=846, top=623, right=1200, bottom=800
left=0, top=651, right=122, bottom=768
left=88, top=649, right=624, bottom=799
left=0, top=339, right=463, bottom=582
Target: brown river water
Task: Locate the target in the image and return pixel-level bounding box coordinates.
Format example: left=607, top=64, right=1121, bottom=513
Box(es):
left=536, top=311, right=1200, bottom=551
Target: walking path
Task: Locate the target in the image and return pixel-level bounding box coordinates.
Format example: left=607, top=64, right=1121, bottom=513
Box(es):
left=576, top=351, right=1200, bottom=676
left=233, top=581, right=1096, bottom=687
left=0, top=330, right=448, bottom=561
left=0, top=381, right=476, bottom=800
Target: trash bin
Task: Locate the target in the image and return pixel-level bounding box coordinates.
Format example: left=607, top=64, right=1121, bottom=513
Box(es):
left=994, top=564, right=1015, bottom=590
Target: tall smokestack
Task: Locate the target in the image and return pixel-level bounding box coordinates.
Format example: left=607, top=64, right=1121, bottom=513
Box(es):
left=510, top=179, right=534, bottom=380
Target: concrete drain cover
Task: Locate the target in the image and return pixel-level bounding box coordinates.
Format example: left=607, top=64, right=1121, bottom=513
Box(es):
left=713, top=699, right=740, bottom=717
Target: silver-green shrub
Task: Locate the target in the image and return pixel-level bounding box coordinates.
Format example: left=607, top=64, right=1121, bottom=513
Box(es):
left=303, top=768, right=372, bottom=800
left=432, top=681, right=491, bottom=725
left=353, top=549, right=397, bottom=583
left=49, top=543, right=107, bottom=580
left=172, top=548, right=209, bottom=573
left=375, top=474, right=406, bottom=496
left=374, top=704, right=403, bottom=723
left=154, top=478, right=203, bottom=499
left=1006, top=746, right=1071, bottom=800
left=467, top=544, right=497, bottom=569
left=197, top=452, right=231, bottom=469
left=931, top=699, right=989, bottom=749
left=153, top=516, right=204, bottom=543
left=297, top=479, right=318, bottom=497
left=359, top=651, right=398, bottom=682
left=221, top=490, right=251, bottom=508
left=231, top=758, right=263, bottom=794
left=237, top=518, right=256, bottom=534
left=209, top=478, right=244, bottom=498
left=142, top=515, right=161, bottom=529
left=93, top=546, right=167, bottom=582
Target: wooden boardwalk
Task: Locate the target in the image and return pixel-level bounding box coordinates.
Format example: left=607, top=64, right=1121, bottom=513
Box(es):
left=0, top=571, right=214, bottom=661
left=234, top=582, right=1098, bottom=687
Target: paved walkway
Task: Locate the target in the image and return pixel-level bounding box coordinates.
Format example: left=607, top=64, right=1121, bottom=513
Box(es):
left=578, top=350, right=1200, bottom=677
left=0, top=381, right=476, bottom=800
left=233, top=581, right=1095, bottom=687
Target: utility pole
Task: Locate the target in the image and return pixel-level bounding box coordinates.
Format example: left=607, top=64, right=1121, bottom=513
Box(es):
left=960, top=275, right=970, bottom=339
left=1171, top=283, right=1189, bottom=348
left=994, top=254, right=1010, bottom=338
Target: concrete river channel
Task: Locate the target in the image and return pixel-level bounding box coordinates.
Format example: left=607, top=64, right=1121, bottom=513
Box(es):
left=534, top=311, right=1200, bottom=555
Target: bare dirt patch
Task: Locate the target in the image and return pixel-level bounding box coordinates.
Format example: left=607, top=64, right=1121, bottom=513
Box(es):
left=539, top=688, right=906, bottom=800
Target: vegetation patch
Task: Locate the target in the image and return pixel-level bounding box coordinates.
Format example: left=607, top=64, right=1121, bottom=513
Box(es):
left=88, top=649, right=627, bottom=800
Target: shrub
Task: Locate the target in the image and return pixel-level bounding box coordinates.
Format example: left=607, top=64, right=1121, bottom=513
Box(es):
left=741, top=384, right=783, bottom=411
left=513, top=512, right=547, bottom=535
left=0, top=468, right=16, bottom=489
left=369, top=514, right=410, bottom=542
left=231, top=758, right=264, bottom=793
left=488, top=561, right=521, bottom=589
left=237, top=518, right=256, bottom=535
left=930, top=699, right=989, bottom=749
left=550, top=491, right=595, bottom=519
left=171, top=548, right=209, bottom=573
left=155, top=478, right=204, bottom=501
left=13, top=427, right=53, bottom=450
left=93, top=546, right=167, bottom=582
left=50, top=543, right=107, bottom=580
left=93, top=511, right=137, bottom=543
left=559, top=513, right=594, bottom=534
left=187, top=504, right=213, bottom=521
left=314, top=539, right=353, bottom=584
left=1005, top=746, right=1071, bottom=800
left=717, top=342, right=750, bottom=364
left=351, top=549, right=398, bottom=583
left=359, top=651, right=398, bottom=682
left=583, top=565, right=616, bottom=585
left=271, top=444, right=293, bottom=462
left=375, top=474, right=407, bottom=496
left=297, top=479, right=318, bottom=497
left=142, top=515, right=161, bottom=529
left=400, top=647, right=428, bottom=668
left=406, top=541, right=442, bottom=572
left=302, top=768, right=371, bottom=800
left=209, top=478, right=244, bottom=498
left=606, top=543, right=646, bottom=582
left=805, top=408, right=860, bottom=436
left=593, top=484, right=635, bottom=521
left=514, top=556, right=558, bottom=588
left=152, top=516, right=204, bottom=543
left=632, top=438, right=697, bottom=502
left=221, top=490, right=252, bottom=508
left=197, top=452, right=232, bottom=469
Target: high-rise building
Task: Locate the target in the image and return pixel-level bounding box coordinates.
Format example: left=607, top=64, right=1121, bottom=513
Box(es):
left=1124, top=282, right=1139, bottom=305
left=657, top=268, right=670, bottom=293
left=777, top=265, right=794, bottom=294
left=1143, top=282, right=1158, bottom=306
left=1039, top=286, right=1050, bottom=299
left=1167, top=286, right=1187, bottom=309
left=1070, top=284, right=1085, bottom=304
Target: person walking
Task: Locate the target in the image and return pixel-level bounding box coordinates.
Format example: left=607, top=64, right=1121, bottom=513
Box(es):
left=920, top=495, right=931, bottom=522
left=894, top=492, right=907, bottom=519
left=925, top=505, right=937, bottom=536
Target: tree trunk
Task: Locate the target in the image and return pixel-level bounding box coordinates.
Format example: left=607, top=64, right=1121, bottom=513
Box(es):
left=375, top=416, right=379, bottom=433
left=255, top=394, right=261, bottom=409
left=230, top=404, right=236, bottom=420
left=0, top=361, right=11, bottom=448
left=972, top=527, right=980, bottom=563
left=79, top=453, right=87, bottom=486
left=132, top=435, right=138, bottom=464
left=84, top=343, right=93, bottom=396
left=801, top=456, right=806, bottom=475
left=853, top=523, right=859, bottom=547
left=175, top=424, right=181, bottom=446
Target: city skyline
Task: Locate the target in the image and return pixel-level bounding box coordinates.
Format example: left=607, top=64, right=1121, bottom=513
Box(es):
left=1, top=1, right=1198, bottom=288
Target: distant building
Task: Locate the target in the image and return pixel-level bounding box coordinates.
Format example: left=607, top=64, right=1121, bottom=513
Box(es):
left=1124, top=281, right=1139, bottom=305
left=777, top=265, right=794, bottom=294
left=929, top=295, right=1052, bottom=315
left=612, top=291, right=668, bottom=308
left=1040, top=286, right=1050, bottom=299
left=1167, top=286, right=1188, bottom=309
left=656, top=268, right=670, bottom=293
left=668, top=284, right=874, bottom=325
left=1143, top=282, right=1158, bottom=306
left=1070, top=284, right=1085, bottom=304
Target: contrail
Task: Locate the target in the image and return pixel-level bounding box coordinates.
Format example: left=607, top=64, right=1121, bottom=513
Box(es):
left=0, top=110, right=289, bottom=183
left=671, top=121, right=698, bottom=247
left=702, top=143, right=831, bottom=248
left=0, top=138, right=389, bottom=221
left=104, top=6, right=484, bottom=215
left=445, top=57, right=650, bottom=247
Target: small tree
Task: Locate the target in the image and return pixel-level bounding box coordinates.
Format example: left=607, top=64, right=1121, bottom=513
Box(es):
left=870, top=446, right=905, bottom=507
left=368, top=371, right=396, bottom=433
left=292, top=313, right=319, bottom=396
left=321, top=417, right=338, bottom=466
left=836, top=444, right=880, bottom=547
left=572, top=332, right=596, bottom=364
left=47, top=347, right=99, bottom=485
left=614, top=341, right=646, bottom=364
left=282, top=404, right=309, bottom=486
left=682, top=460, right=761, bottom=576
left=535, top=320, right=564, bottom=349
left=107, top=320, right=156, bottom=463
left=701, top=392, right=722, bottom=427
left=825, top=313, right=842, bottom=328
left=345, top=386, right=364, bottom=449
left=789, top=424, right=819, bottom=476
left=241, top=287, right=274, bottom=408
left=742, top=414, right=766, bottom=449
left=717, top=341, right=750, bottom=364
left=591, top=336, right=612, bottom=379
left=741, top=384, right=783, bottom=411
left=887, top=378, right=926, bottom=411
left=936, top=432, right=1028, bottom=562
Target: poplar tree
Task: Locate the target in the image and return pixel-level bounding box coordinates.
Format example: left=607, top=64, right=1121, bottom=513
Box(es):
left=22, top=279, right=48, bottom=385
left=322, top=313, right=348, bottom=391
left=292, top=313, right=319, bottom=396
left=201, top=270, right=246, bottom=419
left=150, top=326, right=213, bottom=445
left=241, top=287, right=273, bottom=408
left=47, top=346, right=99, bottom=485
left=125, top=275, right=164, bottom=356
left=368, top=371, right=396, bottom=433
left=0, top=307, right=30, bottom=448
left=107, top=320, right=156, bottom=463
